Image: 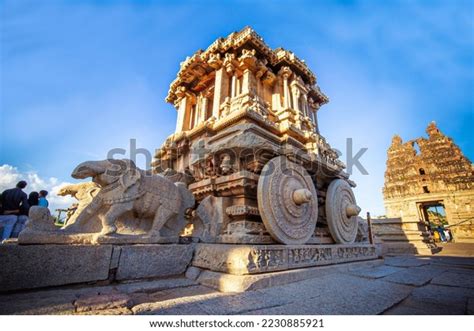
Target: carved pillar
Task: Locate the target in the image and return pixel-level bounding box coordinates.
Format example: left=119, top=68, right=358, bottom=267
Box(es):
left=312, top=103, right=320, bottom=134
left=242, top=68, right=256, bottom=96
left=239, top=49, right=258, bottom=98
left=212, top=67, right=230, bottom=120
left=201, top=96, right=208, bottom=122
left=279, top=67, right=292, bottom=109
left=236, top=77, right=241, bottom=96
left=292, top=86, right=302, bottom=128
left=193, top=97, right=200, bottom=128
left=175, top=87, right=188, bottom=133
left=291, top=85, right=300, bottom=112
left=231, top=74, right=237, bottom=98
left=302, top=94, right=309, bottom=117
left=283, top=78, right=290, bottom=108
left=188, top=104, right=194, bottom=130
left=272, top=83, right=281, bottom=112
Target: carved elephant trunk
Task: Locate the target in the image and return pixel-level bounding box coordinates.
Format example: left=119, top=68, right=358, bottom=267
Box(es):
left=72, top=160, right=111, bottom=179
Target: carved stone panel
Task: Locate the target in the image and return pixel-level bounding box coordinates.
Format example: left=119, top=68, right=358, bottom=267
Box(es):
left=192, top=243, right=377, bottom=275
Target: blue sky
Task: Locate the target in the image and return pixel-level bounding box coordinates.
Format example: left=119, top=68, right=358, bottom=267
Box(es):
left=1, top=0, right=473, bottom=215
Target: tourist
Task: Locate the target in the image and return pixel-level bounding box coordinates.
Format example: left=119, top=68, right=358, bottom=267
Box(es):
left=28, top=191, right=39, bottom=208
left=38, top=190, right=49, bottom=208
left=444, top=228, right=451, bottom=242
left=18, top=191, right=39, bottom=217
left=448, top=229, right=454, bottom=241
left=0, top=181, right=29, bottom=241
left=437, top=226, right=446, bottom=242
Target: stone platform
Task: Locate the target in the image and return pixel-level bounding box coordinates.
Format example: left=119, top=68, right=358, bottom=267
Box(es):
left=192, top=259, right=383, bottom=293
left=0, top=244, right=194, bottom=292
left=192, top=243, right=378, bottom=275
left=190, top=243, right=379, bottom=292
left=2, top=255, right=472, bottom=315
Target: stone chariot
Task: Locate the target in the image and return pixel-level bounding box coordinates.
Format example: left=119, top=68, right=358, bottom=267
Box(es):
left=5, top=28, right=376, bottom=293
left=154, top=27, right=364, bottom=248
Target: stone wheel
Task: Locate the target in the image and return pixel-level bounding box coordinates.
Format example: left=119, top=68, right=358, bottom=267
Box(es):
left=257, top=156, right=318, bottom=245
left=325, top=179, right=361, bottom=244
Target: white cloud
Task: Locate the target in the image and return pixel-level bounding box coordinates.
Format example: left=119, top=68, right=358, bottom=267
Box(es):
left=0, top=164, right=76, bottom=215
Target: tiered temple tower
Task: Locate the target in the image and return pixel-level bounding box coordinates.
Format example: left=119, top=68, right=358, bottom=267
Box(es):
left=383, top=122, right=474, bottom=243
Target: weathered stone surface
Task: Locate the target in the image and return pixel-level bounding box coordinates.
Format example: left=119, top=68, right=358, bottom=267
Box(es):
left=115, top=277, right=197, bottom=294
left=0, top=291, right=77, bottom=315
left=249, top=274, right=411, bottom=315
left=3, top=254, right=474, bottom=315
left=185, top=266, right=202, bottom=281
left=109, top=246, right=122, bottom=269
left=193, top=243, right=377, bottom=275
left=199, top=290, right=291, bottom=315
left=384, top=297, right=465, bottom=315
left=347, top=265, right=404, bottom=279
left=76, top=308, right=133, bottom=315
left=197, top=259, right=384, bottom=292
left=436, top=243, right=474, bottom=257
left=430, top=256, right=474, bottom=268
left=1, top=244, right=195, bottom=292
left=0, top=282, right=118, bottom=315
left=132, top=285, right=224, bottom=315
left=134, top=301, right=209, bottom=315
left=382, top=265, right=445, bottom=286
left=131, top=285, right=222, bottom=312
left=75, top=292, right=133, bottom=312
left=431, top=270, right=474, bottom=289
left=192, top=196, right=228, bottom=243
left=115, top=244, right=194, bottom=280
left=0, top=244, right=113, bottom=292
left=410, top=284, right=474, bottom=308
left=384, top=256, right=431, bottom=268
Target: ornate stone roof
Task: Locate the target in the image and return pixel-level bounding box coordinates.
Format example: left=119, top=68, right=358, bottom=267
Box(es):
left=165, top=26, right=328, bottom=106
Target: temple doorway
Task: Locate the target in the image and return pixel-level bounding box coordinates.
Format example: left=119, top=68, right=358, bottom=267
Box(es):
left=420, top=202, right=452, bottom=242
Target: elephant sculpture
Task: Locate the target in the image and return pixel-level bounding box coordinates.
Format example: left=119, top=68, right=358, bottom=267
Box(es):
left=68, top=159, right=195, bottom=242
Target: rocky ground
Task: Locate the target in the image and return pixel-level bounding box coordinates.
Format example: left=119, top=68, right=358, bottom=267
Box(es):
left=1, top=243, right=473, bottom=315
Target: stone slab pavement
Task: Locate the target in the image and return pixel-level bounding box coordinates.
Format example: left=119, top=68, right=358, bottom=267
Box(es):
left=0, top=255, right=473, bottom=315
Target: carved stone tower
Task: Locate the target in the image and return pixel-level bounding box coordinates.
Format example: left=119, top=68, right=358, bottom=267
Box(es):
left=383, top=122, right=474, bottom=243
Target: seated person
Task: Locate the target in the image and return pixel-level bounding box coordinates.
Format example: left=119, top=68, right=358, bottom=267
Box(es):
left=0, top=181, right=29, bottom=241
left=38, top=190, right=49, bottom=208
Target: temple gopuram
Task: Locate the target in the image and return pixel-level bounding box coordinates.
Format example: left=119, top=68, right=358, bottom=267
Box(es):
left=375, top=122, right=474, bottom=253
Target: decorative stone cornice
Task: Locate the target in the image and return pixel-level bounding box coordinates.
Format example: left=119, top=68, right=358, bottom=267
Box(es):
left=165, top=27, right=328, bottom=106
